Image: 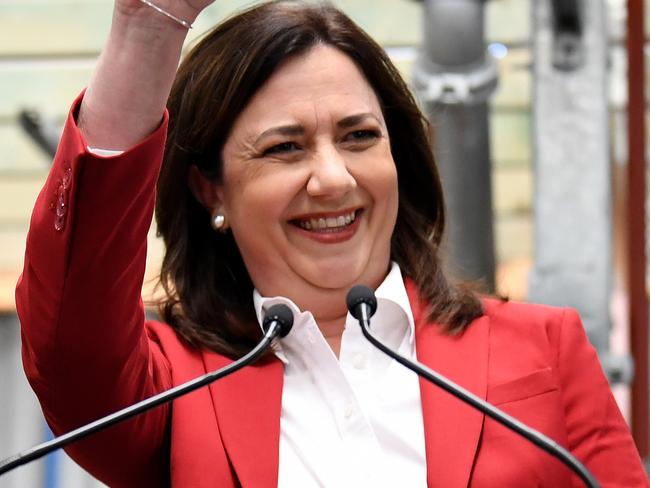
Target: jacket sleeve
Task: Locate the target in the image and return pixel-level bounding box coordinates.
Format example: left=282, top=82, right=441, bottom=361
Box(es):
left=16, top=92, right=174, bottom=487
left=554, top=308, right=649, bottom=487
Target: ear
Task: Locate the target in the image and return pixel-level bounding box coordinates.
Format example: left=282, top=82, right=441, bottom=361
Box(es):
left=187, top=165, right=224, bottom=213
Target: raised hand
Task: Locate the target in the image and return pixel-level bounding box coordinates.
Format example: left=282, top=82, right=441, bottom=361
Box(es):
left=80, top=0, right=218, bottom=149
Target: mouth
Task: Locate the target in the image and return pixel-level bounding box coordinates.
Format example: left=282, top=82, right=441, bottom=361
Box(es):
left=290, top=209, right=362, bottom=233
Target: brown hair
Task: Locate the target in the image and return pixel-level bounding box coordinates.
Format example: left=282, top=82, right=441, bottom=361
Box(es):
left=155, top=0, right=483, bottom=358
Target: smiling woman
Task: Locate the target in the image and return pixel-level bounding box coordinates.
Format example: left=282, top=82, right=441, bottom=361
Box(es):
left=156, top=1, right=482, bottom=359
left=190, top=45, right=399, bottom=353
left=14, top=0, right=647, bottom=487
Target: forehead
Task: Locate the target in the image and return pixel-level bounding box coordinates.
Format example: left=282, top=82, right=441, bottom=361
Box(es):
left=230, top=45, right=384, bottom=134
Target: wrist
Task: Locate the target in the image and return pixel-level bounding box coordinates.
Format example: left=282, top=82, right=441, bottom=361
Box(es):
left=137, top=0, right=193, bottom=30
left=113, top=1, right=199, bottom=35
left=107, top=6, right=190, bottom=53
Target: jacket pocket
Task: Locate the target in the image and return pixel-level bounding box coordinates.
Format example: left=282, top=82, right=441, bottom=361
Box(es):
left=488, top=367, right=559, bottom=406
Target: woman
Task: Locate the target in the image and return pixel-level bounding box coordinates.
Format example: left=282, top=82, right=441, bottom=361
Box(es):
left=16, top=0, right=647, bottom=486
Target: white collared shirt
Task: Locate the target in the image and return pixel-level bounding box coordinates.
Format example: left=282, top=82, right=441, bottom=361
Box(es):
left=253, top=263, right=427, bottom=488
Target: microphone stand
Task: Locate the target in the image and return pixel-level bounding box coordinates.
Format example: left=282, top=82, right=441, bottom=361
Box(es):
left=0, top=305, right=292, bottom=477
left=353, top=304, right=600, bottom=488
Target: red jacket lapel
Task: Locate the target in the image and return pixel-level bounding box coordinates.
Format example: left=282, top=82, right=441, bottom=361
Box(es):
left=202, top=351, right=284, bottom=488
left=407, top=280, right=490, bottom=487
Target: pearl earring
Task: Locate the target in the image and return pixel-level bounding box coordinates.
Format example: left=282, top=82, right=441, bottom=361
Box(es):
left=211, top=213, right=226, bottom=231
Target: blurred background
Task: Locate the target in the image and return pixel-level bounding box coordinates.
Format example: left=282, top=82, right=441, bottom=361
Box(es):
left=0, top=0, right=648, bottom=485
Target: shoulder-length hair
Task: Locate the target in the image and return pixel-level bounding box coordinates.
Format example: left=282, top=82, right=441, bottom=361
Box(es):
left=155, top=0, right=482, bottom=358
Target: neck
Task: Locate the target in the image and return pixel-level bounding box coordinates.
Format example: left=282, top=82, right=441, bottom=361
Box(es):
left=316, top=312, right=348, bottom=357
left=254, top=263, right=391, bottom=354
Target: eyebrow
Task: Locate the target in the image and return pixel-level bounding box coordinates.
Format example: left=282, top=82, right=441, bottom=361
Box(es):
left=254, top=113, right=381, bottom=145
left=255, top=125, right=305, bottom=145
left=337, top=113, right=381, bottom=128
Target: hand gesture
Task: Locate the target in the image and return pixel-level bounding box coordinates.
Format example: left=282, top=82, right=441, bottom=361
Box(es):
left=82, top=0, right=218, bottom=148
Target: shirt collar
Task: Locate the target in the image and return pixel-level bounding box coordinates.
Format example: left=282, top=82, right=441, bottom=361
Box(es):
left=373, top=262, right=416, bottom=346
left=253, top=262, right=415, bottom=360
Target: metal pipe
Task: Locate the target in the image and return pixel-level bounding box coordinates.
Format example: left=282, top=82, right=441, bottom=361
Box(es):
left=413, top=0, right=497, bottom=290
left=530, top=0, right=614, bottom=359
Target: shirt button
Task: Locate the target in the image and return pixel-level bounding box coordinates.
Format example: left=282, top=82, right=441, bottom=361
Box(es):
left=352, top=353, right=367, bottom=369
left=343, top=403, right=355, bottom=419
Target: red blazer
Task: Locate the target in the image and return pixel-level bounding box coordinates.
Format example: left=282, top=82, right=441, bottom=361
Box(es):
left=16, top=96, right=648, bottom=487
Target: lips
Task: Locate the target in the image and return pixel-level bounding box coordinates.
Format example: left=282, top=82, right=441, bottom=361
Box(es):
left=290, top=209, right=361, bottom=232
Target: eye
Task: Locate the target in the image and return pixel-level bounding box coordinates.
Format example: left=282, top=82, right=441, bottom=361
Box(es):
left=342, top=129, right=381, bottom=150
left=263, top=141, right=300, bottom=156
left=345, top=130, right=379, bottom=142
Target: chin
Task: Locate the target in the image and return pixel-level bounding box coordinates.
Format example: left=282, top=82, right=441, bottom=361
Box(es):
left=301, top=255, right=385, bottom=291
left=311, top=274, right=359, bottom=291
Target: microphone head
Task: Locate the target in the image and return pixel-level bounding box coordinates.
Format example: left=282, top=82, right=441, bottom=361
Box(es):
left=346, top=285, right=378, bottom=320
left=262, top=304, right=294, bottom=337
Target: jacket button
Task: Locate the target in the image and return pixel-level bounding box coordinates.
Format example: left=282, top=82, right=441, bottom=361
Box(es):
left=54, top=214, right=65, bottom=232
left=62, top=166, right=72, bottom=190
left=54, top=184, right=67, bottom=231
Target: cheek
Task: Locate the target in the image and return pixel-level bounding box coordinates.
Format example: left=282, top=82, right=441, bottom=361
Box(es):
left=366, top=154, right=399, bottom=208
left=385, top=163, right=399, bottom=195
left=223, top=170, right=307, bottom=278
left=374, top=158, right=400, bottom=234
left=384, top=174, right=400, bottom=234
left=222, top=181, right=285, bottom=270
left=222, top=167, right=303, bottom=229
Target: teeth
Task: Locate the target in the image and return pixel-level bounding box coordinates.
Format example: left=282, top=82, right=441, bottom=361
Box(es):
left=296, top=211, right=357, bottom=231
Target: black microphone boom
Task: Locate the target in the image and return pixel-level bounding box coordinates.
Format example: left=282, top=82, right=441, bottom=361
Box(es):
left=346, top=285, right=600, bottom=488
left=0, top=304, right=294, bottom=477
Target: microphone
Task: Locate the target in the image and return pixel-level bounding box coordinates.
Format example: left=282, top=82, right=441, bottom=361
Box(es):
left=346, top=285, right=600, bottom=488
left=0, top=304, right=294, bottom=477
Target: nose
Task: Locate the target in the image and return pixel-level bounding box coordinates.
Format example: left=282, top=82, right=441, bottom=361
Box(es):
left=306, top=146, right=357, bottom=199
